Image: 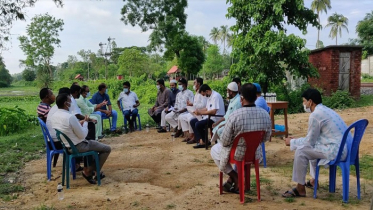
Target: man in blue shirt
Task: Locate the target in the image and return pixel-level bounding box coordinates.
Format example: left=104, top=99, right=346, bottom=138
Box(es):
left=252, top=83, right=270, bottom=113
left=91, top=83, right=118, bottom=132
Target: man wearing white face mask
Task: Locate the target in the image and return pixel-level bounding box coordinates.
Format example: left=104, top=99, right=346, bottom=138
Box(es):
left=148, top=79, right=171, bottom=126
left=165, top=78, right=194, bottom=137
left=76, top=85, right=106, bottom=139
left=117, top=81, right=140, bottom=132
left=282, top=88, right=349, bottom=198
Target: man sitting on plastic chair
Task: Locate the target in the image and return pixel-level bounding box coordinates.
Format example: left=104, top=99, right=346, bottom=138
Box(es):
left=211, top=83, right=271, bottom=193
left=282, top=88, right=348, bottom=198
left=91, top=83, right=118, bottom=133
left=117, top=81, right=140, bottom=132
left=210, top=82, right=241, bottom=143
left=51, top=93, right=111, bottom=185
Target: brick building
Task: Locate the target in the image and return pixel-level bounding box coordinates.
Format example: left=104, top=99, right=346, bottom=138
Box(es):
left=308, top=45, right=363, bottom=98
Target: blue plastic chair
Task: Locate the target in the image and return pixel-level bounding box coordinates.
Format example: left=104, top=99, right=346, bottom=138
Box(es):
left=55, top=129, right=101, bottom=189
left=38, top=118, right=64, bottom=181
left=119, top=100, right=142, bottom=131
left=261, top=142, right=267, bottom=168
left=313, top=119, right=369, bottom=203
left=89, top=98, right=112, bottom=130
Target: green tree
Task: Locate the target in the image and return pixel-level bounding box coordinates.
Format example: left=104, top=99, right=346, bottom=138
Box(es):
left=120, top=0, right=187, bottom=52
left=219, top=25, right=230, bottom=54
left=77, top=49, right=92, bottom=80
left=209, top=27, right=220, bottom=45
left=311, top=0, right=332, bottom=48
left=22, top=69, right=36, bottom=81
left=0, top=0, right=62, bottom=49
left=326, top=13, right=349, bottom=45
left=227, top=0, right=319, bottom=93
left=166, top=32, right=205, bottom=78
left=204, top=45, right=224, bottom=79
left=0, top=56, right=12, bottom=87
left=18, top=13, right=64, bottom=87
left=356, top=11, right=373, bottom=57
left=117, top=48, right=148, bottom=77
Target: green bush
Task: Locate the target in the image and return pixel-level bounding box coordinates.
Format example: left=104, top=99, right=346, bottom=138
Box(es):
left=322, top=90, right=355, bottom=109
left=271, top=83, right=310, bottom=114
left=0, top=107, right=38, bottom=136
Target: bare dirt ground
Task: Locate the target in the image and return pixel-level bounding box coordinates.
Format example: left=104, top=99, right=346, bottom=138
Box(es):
left=3, top=106, right=373, bottom=210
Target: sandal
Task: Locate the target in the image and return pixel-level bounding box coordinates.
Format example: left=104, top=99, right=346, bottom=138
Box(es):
left=223, top=182, right=232, bottom=192
left=181, top=138, right=190, bottom=142
left=94, top=172, right=106, bottom=181
left=282, top=188, right=306, bottom=198
left=305, top=180, right=319, bottom=189
left=229, top=186, right=240, bottom=194
left=82, top=172, right=97, bottom=184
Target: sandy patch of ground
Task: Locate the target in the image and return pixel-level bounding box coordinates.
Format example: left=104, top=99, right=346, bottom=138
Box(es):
left=3, top=106, right=373, bottom=209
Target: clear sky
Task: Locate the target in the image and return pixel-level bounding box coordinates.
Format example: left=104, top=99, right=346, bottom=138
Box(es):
left=2, top=0, right=372, bottom=74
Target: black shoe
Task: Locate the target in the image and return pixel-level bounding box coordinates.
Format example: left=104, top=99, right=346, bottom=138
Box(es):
left=174, top=129, right=183, bottom=138
left=193, top=143, right=206, bottom=149
left=157, top=128, right=167, bottom=133
left=98, top=135, right=105, bottom=140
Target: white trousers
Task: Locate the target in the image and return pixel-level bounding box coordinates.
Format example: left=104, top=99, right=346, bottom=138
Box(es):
left=210, top=142, right=233, bottom=174
left=160, top=110, right=167, bottom=127
left=179, top=113, right=196, bottom=133
left=292, top=145, right=327, bottom=185
left=165, top=112, right=179, bottom=128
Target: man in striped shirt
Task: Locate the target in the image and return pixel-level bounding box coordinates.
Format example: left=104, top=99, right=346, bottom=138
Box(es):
left=37, top=88, right=56, bottom=123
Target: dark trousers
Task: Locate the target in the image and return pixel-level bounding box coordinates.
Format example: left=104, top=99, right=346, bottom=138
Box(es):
left=151, top=113, right=162, bottom=124
left=86, top=121, right=96, bottom=140
left=123, top=109, right=138, bottom=127
left=190, top=118, right=214, bottom=143
left=48, top=141, right=63, bottom=167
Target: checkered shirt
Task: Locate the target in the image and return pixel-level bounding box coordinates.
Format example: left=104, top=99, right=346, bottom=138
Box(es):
left=219, top=106, right=272, bottom=171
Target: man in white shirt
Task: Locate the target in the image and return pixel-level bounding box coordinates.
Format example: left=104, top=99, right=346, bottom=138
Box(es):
left=70, top=85, right=96, bottom=140
left=190, top=84, right=225, bottom=149
left=165, top=78, right=194, bottom=137
left=52, top=93, right=111, bottom=185
left=282, top=88, right=349, bottom=198
left=179, top=78, right=207, bottom=143
left=117, top=81, right=140, bottom=132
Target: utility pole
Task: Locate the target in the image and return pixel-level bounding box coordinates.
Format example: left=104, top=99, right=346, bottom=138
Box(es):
left=99, top=37, right=115, bottom=80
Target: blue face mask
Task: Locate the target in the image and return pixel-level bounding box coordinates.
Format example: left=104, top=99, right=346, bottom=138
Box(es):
left=105, top=89, right=108, bottom=94
left=123, top=88, right=128, bottom=93
left=178, top=86, right=183, bottom=91
left=171, top=87, right=175, bottom=91
left=86, top=92, right=91, bottom=97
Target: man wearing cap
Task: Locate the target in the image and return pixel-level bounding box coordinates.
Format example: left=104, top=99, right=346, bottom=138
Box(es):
left=165, top=78, right=194, bottom=137
left=210, top=82, right=242, bottom=143
left=253, top=83, right=270, bottom=113
left=148, top=79, right=171, bottom=126
left=157, top=80, right=180, bottom=133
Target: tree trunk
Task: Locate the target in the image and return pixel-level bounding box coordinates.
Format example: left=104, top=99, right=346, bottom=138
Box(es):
left=317, top=13, right=320, bottom=48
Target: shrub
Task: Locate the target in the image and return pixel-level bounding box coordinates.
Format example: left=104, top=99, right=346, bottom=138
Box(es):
left=271, top=83, right=310, bottom=114
left=322, top=90, right=355, bottom=109
left=0, top=107, right=38, bottom=136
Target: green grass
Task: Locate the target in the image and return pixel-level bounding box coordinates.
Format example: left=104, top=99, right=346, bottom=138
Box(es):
left=353, top=155, right=373, bottom=180
left=361, top=78, right=373, bottom=83
left=0, top=126, right=44, bottom=200
left=354, top=95, right=373, bottom=108
left=0, top=86, right=39, bottom=96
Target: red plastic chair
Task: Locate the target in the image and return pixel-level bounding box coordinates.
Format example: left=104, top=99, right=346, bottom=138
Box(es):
left=219, top=131, right=265, bottom=203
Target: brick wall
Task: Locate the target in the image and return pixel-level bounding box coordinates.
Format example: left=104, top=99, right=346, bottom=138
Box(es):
left=308, top=46, right=362, bottom=99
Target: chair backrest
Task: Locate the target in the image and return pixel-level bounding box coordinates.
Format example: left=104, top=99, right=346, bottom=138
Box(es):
left=333, top=119, right=369, bottom=165
left=230, top=131, right=266, bottom=163
left=38, top=117, right=58, bottom=151
left=55, top=129, right=80, bottom=155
